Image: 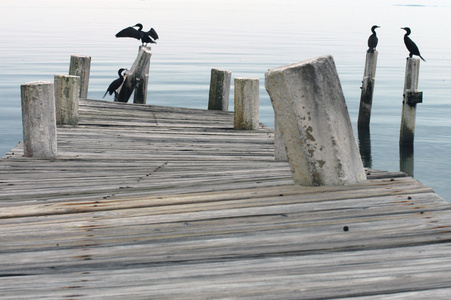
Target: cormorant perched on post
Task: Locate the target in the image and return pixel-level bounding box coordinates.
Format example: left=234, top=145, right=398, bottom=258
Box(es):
left=115, top=23, right=159, bottom=46
left=103, top=68, right=126, bottom=98
left=367, top=25, right=380, bottom=53
left=401, top=27, right=426, bottom=61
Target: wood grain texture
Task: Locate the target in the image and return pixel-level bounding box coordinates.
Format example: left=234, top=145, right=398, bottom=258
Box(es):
left=1, top=99, right=450, bottom=299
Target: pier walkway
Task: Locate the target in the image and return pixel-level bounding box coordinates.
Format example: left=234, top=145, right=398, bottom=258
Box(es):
left=1, top=99, right=451, bottom=299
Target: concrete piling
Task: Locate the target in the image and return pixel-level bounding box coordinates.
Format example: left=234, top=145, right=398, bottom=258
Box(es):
left=358, top=51, right=378, bottom=128
left=54, top=75, right=80, bottom=125
left=69, top=55, right=91, bottom=98
left=265, top=55, right=366, bottom=186
left=234, top=77, right=259, bottom=130
left=208, top=68, right=231, bottom=111
left=400, top=58, right=423, bottom=147
left=133, top=45, right=151, bottom=104
left=21, top=81, right=57, bottom=158
left=116, top=46, right=152, bottom=103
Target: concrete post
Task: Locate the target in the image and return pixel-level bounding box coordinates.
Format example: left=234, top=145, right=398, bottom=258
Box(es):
left=134, top=45, right=151, bottom=104
left=400, top=58, right=423, bottom=147
left=21, top=81, right=57, bottom=158
left=358, top=51, right=378, bottom=128
left=69, top=55, right=91, bottom=98
left=208, top=68, right=231, bottom=111
left=265, top=55, right=366, bottom=186
left=116, top=46, right=152, bottom=103
left=234, top=77, right=259, bottom=130
left=54, top=75, right=80, bottom=125
left=274, top=116, right=288, bottom=161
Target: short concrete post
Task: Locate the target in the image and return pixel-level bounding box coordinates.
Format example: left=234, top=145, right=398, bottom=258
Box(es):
left=265, top=55, right=366, bottom=186
left=234, top=77, right=259, bottom=130
left=133, top=45, right=151, bottom=104
left=54, top=75, right=80, bottom=125
left=274, top=116, right=288, bottom=161
left=69, top=55, right=91, bottom=98
left=208, top=68, right=231, bottom=111
left=116, top=46, right=152, bottom=103
left=21, top=81, right=57, bottom=158
left=358, top=51, right=378, bottom=128
left=400, top=58, right=423, bottom=147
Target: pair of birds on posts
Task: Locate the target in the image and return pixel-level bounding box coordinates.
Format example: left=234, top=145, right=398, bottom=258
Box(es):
left=103, top=23, right=159, bottom=98
left=368, top=25, right=426, bottom=61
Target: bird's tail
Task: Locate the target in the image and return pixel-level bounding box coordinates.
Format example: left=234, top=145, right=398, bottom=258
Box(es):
left=420, top=55, right=426, bottom=62
left=103, top=91, right=108, bottom=98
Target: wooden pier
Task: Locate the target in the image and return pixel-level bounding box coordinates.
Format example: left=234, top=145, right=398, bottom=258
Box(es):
left=1, top=99, right=451, bottom=299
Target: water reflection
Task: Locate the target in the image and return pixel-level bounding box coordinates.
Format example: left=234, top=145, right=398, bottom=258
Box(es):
left=400, top=145, right=414, bottom=177
left=358, top=126, right=372, bottom=168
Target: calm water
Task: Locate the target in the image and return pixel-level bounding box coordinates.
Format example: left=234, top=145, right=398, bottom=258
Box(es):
left=1, top=0, right=451, bottom=201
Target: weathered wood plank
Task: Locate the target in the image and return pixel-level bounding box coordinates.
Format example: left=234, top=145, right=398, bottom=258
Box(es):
left=1, top=99, right=450, bottom=299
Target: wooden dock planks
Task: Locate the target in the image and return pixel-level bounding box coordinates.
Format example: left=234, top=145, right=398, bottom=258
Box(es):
left=1, top=99, right=451, bottom=298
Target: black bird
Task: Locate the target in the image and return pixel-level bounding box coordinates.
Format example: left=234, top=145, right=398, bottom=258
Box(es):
left=103, top=68, right=126, bottom=98
left=401, top=27, right=426, bottom=61
left=115, top=23, right=159, bottom=46
left=367, top=25, right=380, bottom=53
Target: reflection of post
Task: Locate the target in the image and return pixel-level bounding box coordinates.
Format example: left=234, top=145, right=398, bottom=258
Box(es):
left=358, top=51, right=378, bottom=128
left=357, top=126, right=372, bottom=168
left=400, top=145, right=414, bottom=177
left=400, top=58, right=423, bottom=147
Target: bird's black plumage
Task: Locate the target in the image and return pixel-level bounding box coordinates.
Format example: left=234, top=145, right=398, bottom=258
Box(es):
left=115, top=23, right=159, bottom=46
left=367, top=25, right=380, bottom=53
left=103, top=68, right=126, bottom=98
left=401, top=27, right=426, bottom=62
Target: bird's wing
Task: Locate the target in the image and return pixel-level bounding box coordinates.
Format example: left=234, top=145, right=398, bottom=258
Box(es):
left=115, top=27, right=141, bottom=39
left=148, top=28, right=159, bottom=40
left=142, top=35, right=156, bottom=44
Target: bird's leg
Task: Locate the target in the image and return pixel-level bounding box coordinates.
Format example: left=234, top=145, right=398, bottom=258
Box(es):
left=409, top=53, right=413, bottom=58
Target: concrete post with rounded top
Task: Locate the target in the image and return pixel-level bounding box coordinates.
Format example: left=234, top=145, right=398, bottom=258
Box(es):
left=54, top=74, right=80, bottom=125
left=265, top=55, right=366, bottom=186
left=234, top=77, right=259, bottom=130
left=69, top=55, right=91, bottom=98
left=208, top=68, right=231, bottom=111
left=21, top=81, right=57, bottom=158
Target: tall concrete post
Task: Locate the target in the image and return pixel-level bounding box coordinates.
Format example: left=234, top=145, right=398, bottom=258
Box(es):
left=21, top=81, right=57, bottom=158
left=400, top=58, right=423, bottom=147
left=208, top=68, right=231, bottom=111
left=69, top=55, right=91, bottom=98
left=134, top=45, right=151, bottom=104
left=54, top=74, right=80, bottom=125
left=358, top=51, right=378, bottom=128
left=116, top=47, right=152, bottom=103
left=265, top=55, right=366, bottom=186
left=234, top=77, right=259, bottom=130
